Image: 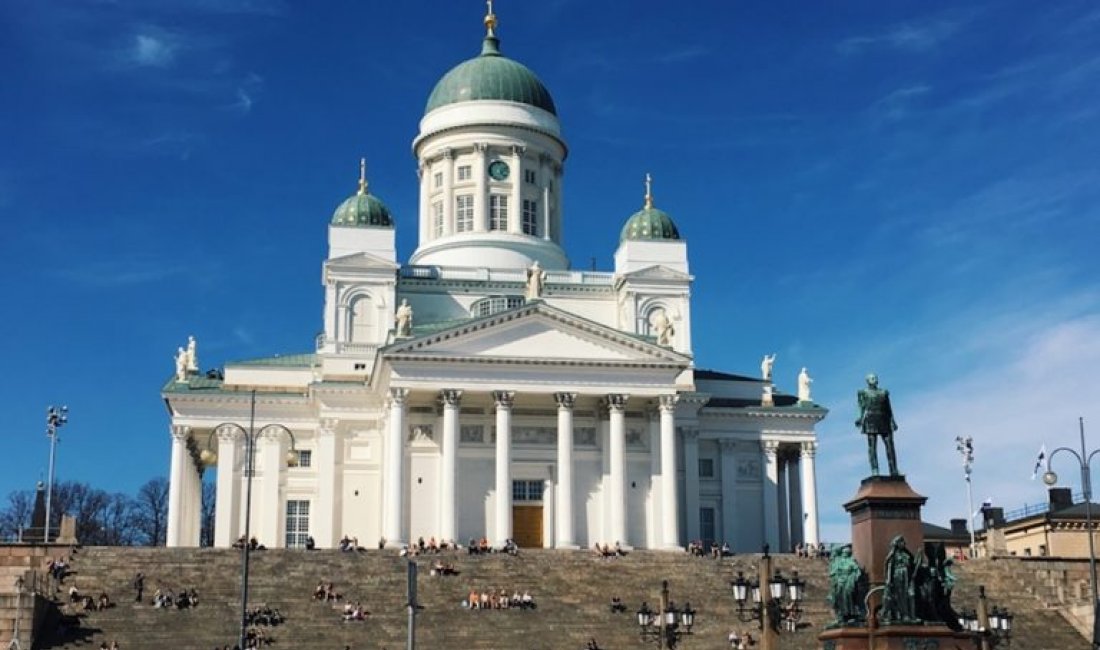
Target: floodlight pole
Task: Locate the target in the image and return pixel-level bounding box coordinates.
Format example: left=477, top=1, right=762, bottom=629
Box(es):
left=956, top=436, right=976, bottom=554
left=44, top=406, right=68, bottom=544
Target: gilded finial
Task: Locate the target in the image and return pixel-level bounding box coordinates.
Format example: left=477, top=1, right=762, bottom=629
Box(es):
left=644, top=172, right=653, bottom=209
left=484, top=0, right=497, bottom=36
left=358, top=158, right=368, bottom=195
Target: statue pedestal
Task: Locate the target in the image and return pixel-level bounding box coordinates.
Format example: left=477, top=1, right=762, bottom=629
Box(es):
left=819, top=625, right=969, bottom=650
left=844, top=476, right=927, bottom=585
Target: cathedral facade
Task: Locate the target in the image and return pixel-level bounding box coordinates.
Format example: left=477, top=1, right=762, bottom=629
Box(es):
left=163, top=9, right=826, bottom=552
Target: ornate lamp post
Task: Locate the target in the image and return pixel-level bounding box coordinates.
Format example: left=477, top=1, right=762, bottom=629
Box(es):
left=955, top=436, right=976, bottom=554
left=1041, top=417, right=1098, bottom=649
left=729, top=546, right=804, bottom=648
left=958, top=586, right=1012, bottom=649
left=43, top=406, right=68, bottom=544
left=199, top=390, right=298, bottom=650
left=634, top=580, right=696, bottom=648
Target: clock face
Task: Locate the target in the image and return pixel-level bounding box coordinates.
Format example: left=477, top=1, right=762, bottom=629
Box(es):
left=488, top=160, right=510, bottom=181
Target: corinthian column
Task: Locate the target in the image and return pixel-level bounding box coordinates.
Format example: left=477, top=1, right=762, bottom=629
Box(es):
left=439, top=389, right=462, bottom=542
left=493, top=390, right=515, bottom=546
left=166, top=425, right=190, bottom=548
left=555, top=392, right=577, bottom=548
left=383, top=388, right=408, bottom=547
left=606, top=394, right=629, bottom=546
left=214, top=426, right=241, bottom=548
left=762, top=440, right=781, bottom=551
left=659, top=395, right=680, bottom=549
left=801, top=441, right=820, bottom=545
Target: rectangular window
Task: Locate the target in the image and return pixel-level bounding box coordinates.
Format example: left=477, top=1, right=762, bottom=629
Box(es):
left=522, top=199, right=538, bottom=236
left=699, top=507, right=716, bottom=546
left=512, top=480, right=545, bottom=502
left=433, top=171, right=443, bottom=188
left=285, top=500, right=310, bottom=549
left=524, top=169, right=537, bottom=184
left=489, top=195, right=508, bottom=231
left=457, top=165, right=472, bottom=181
left=433, top=201, right=444, bottom=237
left=295, top=450, right=312, bottom=468
left=455, top=195, right=474, bottom=232
left=698, top=458, right=715, bottom=478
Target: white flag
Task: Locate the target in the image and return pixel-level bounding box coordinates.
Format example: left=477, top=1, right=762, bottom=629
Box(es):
left=1031, top=444, right=1047, bottom=480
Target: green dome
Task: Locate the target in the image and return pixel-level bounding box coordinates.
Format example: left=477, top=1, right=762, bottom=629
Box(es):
left=425, top=35, right=557, bottom=116
left=620, top=207, right=682, bottom=242
left=332, top=191, right=394, bottom=228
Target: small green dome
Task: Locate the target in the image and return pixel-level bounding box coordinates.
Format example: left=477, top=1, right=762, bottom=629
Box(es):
left=332, top=191, right=393, bottom=228
left=620, top=207, right=681, bottom=242
left=425, top=35, right=557, bottom=116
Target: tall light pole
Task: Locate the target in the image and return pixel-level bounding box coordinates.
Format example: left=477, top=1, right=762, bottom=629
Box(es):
left=199, top=390, right=298, bottom=650
left=955, top=436, right=976, bottom=554
left=44, top=406, right=68, bottom=544
left=1042, top=417, right=1098, bottom=650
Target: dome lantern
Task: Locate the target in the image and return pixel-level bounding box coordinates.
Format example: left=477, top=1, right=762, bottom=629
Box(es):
left=620, top=173, right=682, bottom=242
left=331, top=158, right=394, bottom=228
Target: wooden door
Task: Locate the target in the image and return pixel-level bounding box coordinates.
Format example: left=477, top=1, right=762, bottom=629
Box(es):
left=512, top=505, right=543, bottom=548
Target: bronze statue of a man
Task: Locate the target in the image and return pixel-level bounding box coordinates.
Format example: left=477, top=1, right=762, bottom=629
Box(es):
left=855, top=373, right=899, bottom=476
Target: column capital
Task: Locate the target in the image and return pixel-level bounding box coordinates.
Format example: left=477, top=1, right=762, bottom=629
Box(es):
left=658, top=394, right=679, bottom=413
left=554, top=392, right=577, bottom=410
left=440, top=389, right=463, bottom=407
left=605, top=393, right=629, bottom=412
left=442, top=147, right=454, bottom=160
left=800, top=440, right=818, bottom=458
left=761, top=439, right=781, bottom=456
left=492, top=390, right=516, bottom=409
left=474, top=142, right=489, bottom=153
left=680, top=427, right=699, bottom=442
left=388, top=387, right=409, bottom=405
left=215, top=425, right=240, bottom=443
left=511, top=144, right=527, bottom=156
left=171, top=425, right=191, bottom=441
left=319, top=419, right=339, bottom=437
left=718, top=438, right=738, bottom=453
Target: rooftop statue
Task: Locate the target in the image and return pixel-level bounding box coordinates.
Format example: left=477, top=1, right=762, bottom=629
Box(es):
left=395, top=299, right=413, bottom=338
left=760, top=354, right=775, bottom=382
left=174, top=347, right=188, bottom=382
left=798, top=367, right=813, bottom=403
left=185, top=335, right=198, bottom=373
left=855, top=373, right=899, bottom=477
left=525, top=261, right=546, bottom=300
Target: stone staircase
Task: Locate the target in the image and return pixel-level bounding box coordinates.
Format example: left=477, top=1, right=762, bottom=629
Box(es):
left=31, top=548, right=1090, bottom=649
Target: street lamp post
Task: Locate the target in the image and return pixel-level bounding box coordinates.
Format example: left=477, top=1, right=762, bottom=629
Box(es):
left=634, top=580, right=696, bottom=648
left=729, top=546, right=805, bottom=649
left=1041, top=417, right=1098, bottom=649
left=956, top=436, right=976, bottom=554
left=199, top=391, right=298, bottom=650
left=44, top=406, right=68, bottom=544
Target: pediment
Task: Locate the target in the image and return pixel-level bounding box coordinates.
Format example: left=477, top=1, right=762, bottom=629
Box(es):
left=620, top=265, right=691, bottom=281
left=326, top=252, right=399, bottom=272
left=384, top=302, right=689, bottom=366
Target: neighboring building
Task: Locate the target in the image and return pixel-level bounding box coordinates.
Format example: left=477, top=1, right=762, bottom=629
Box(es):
left=922, top=519, right=971, bottom=559
left=978, top=488, right=1100, bottom=558
left=162, top=8, right=827, bottom=551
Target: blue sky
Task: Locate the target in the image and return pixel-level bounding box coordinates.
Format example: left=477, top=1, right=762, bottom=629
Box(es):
left=2, top=0, right=1099, bottom=543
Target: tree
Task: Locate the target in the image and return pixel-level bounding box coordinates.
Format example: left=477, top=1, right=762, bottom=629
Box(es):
left=0, top=489, right=34, bottom=542
left=133, top=477, right=169, bottom=546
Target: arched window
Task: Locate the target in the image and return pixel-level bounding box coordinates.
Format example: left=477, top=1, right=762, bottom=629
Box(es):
left=349, top=295, right=374, bottom=343
left=470, top=295, right=525, bottom=318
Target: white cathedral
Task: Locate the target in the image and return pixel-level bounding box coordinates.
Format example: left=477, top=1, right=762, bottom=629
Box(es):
left=163, top=8, right=826, bottom=553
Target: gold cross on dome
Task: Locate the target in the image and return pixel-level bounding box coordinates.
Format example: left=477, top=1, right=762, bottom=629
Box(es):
left=358, top=157, right=368, bottom=195
left=644, top=172, right=653, bottom=208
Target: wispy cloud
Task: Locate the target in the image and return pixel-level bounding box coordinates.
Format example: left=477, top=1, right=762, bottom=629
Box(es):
left=655, top=45, right=709, bottom=65
left=868, top=84, right=931, bottom=122
left=226, top=73, right=263, bottom=115
left=126, top=30, right=179, bottom=68
left=51, top=260, right=191, bottom=289
left=838, top=13, right=969, bottom=55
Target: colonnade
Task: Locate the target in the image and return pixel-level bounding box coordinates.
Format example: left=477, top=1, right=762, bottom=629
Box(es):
left=382, top=388, right=682, bottom=549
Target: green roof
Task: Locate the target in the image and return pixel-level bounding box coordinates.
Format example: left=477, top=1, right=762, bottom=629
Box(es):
left=620, top=206, right=681, bottom=243
left=332, top=191, right=394, bottom=228
left=229, top=353, right=317, bottom=367
left=425, top=35, right=556, bottom=116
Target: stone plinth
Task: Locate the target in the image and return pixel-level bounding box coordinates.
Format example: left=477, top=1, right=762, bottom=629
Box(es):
left=844, top=476, right=926, bottom=585
left=819, top=625, right=969, bottom=650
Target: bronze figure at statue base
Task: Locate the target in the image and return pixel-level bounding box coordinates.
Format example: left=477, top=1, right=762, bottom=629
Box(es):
left=819, top=375, right=963, bottom=650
